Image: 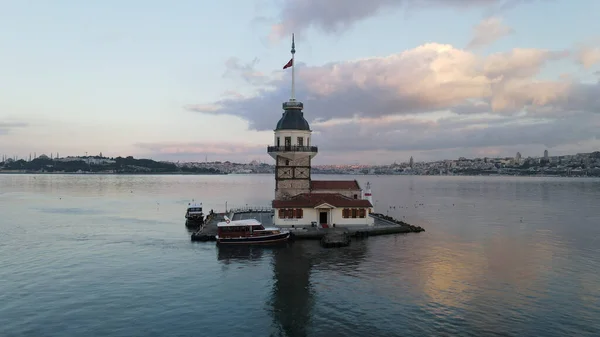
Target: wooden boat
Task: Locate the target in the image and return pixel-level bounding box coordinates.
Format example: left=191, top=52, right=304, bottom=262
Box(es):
left=215, top=217, right=290, bottom=245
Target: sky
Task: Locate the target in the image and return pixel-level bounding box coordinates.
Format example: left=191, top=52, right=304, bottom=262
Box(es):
left=1, top=0, right=599, bottom=165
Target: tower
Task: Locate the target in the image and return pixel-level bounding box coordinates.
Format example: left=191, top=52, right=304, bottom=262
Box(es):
left=364, top=182, right=373, bottom=206
left=267, top=34, right=318, bottom=200
left=409, top=156, right=414, bottom=168
left=544, top=149, right=548, bottom=159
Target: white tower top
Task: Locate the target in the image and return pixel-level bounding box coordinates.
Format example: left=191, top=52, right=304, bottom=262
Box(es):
left=364, top=182, right=373, bottom=207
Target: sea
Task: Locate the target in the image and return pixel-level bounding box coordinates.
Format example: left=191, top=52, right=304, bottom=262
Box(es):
left=1, top=174, right=599, bottom=337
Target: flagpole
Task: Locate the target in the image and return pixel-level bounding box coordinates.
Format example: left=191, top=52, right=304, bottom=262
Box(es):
left=291, top=33, right=296, bottom=101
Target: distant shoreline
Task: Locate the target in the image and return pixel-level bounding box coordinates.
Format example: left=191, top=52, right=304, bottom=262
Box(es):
left=0, top=171, right=597, bottom=178
left=0, top=171, right=228, bottom=176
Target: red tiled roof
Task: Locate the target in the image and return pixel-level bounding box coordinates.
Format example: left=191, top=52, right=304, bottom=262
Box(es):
left=272, top=193, right=372, bottom=208
left=310, top=180, right=360, bottom=190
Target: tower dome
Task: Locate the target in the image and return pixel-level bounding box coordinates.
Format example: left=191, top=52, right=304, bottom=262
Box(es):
left=275, top=101, right=310, bottom=131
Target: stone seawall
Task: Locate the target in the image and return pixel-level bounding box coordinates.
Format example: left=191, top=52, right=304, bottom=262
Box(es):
left=190, top=210, right=425, bottom=242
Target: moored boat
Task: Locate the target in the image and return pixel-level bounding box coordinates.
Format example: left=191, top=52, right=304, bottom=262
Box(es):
left=215, top=217, right=290, bottom=245
left=185, top=203, right=205, bottom=228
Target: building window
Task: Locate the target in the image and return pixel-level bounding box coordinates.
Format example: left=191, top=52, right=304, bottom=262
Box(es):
left=277, top=137, right=280, bottom=146
left=285, top=160, right=289, bottom=166
left=353, top=194, right=358, bottom=199
left=297, top=137, right=303, bottom=146
left=278, top=208, right=303, bottom=219
left=342, top=208, right=349, bottom=218
left=342, top=208, right=366, bottom=218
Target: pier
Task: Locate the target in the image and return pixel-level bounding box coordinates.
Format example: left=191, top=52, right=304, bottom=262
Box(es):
left=190, top=210, right=425, bottom=243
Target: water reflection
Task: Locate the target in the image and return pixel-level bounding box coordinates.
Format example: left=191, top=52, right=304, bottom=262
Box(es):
left=216, top=244, right=268, bottom=264
left=270, top=241, right=369, bottom=336
left=215, top=241, right=369, bottom=337
left=269, top=244, right=314, bottom=337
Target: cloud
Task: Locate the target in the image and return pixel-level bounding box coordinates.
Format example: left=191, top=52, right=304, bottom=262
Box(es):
left=312, top=113, right=600, bottom=153
left=136, top=141, right=266, bottom=156
left=576, top=46, right=600, bottom=69
left=189, top=43, right=575, bottom=130
left=134, top=141, right=270, bottom=162
left=269, top=0, right=536, bottom=40
left=467, top=17, right=514, bottom=49
left=0, top=122, right=27, bottom=135
left=139, top=111, right=600, bottom=163
left=183, top=104, right=223, bottom=113
left=180, top=41, right=600, bottom=162
left=223, top=57, right=269, bottom=85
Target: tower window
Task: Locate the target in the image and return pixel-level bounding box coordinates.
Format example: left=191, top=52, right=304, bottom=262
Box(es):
left=285, top=160, right=289, bottom=166
left=276, top=137, right=280, bottom=146
left=297, top=137, right=304, bottom=146
left=284, top=137, right=291, bottom=149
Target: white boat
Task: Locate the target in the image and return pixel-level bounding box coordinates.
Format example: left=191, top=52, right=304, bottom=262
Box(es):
left=215, top=217, right=290, bottom=245
left=185, top=202, right=204, bottom=228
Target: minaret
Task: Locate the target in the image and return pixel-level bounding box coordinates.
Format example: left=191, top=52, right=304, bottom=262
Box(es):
left=267, top=34, right=318, bottom=200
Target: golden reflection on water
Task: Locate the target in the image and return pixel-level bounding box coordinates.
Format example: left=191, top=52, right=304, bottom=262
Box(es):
left=420, top=242, right=485, bottom=310
left=404, top=228, right=571, bottom=313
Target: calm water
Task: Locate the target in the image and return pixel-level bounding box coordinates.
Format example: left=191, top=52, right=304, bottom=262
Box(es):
left=1, top=174, right=599, bottom=337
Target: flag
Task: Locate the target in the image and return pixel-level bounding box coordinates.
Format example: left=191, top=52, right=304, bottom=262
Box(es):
left=283, top=58, right=293, bottom=69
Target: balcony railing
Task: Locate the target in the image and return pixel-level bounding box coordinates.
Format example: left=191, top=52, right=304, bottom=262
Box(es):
left=267, top=146, right=319, bottom=153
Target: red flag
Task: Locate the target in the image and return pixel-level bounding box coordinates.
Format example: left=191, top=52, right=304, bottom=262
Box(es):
left=283, top=58, right=293, bottom=69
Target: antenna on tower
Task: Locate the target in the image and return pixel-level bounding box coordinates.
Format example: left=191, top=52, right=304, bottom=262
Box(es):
left=282, top=34, right=297, bottom=102
left=291, top=33, right=296, bottom=101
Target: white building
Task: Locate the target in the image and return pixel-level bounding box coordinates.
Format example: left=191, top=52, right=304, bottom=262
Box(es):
left=267, top=36, right=374, bottom=228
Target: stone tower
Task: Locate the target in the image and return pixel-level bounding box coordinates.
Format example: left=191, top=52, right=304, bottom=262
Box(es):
left=267, top=34, right=318, bottom=200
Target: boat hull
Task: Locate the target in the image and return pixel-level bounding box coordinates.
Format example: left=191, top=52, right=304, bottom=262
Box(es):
left=216, top=232, right=290, bottom=245
left=185, top=219, right=204, bottom=228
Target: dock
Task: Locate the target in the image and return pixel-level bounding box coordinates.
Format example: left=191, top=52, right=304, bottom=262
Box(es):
left=320, top=230, right=350, bottom=248
left=190, top=209, right=425, bottom=243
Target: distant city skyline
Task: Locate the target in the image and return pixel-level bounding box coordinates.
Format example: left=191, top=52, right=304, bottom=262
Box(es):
left=0, top=147, right=577, bottom=166
left=1, top=1, right=600, bottom=164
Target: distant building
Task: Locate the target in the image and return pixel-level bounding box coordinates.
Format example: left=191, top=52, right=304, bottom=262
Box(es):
left=544, top=149, right=549, bottom=158
left=515, top=152, right=522, bottom=165
left=409, top=156, right=414, bottom=168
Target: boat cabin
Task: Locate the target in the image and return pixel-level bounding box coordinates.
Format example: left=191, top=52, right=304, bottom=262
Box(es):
left=186, top=203, right=204, bottom=220
left=217, top=219, right=280, bottom=237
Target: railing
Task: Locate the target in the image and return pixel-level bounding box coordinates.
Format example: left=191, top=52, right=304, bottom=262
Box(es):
left=228, top=206, right=274, bottom=213
left=267, top=146, right=319, bottom=153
